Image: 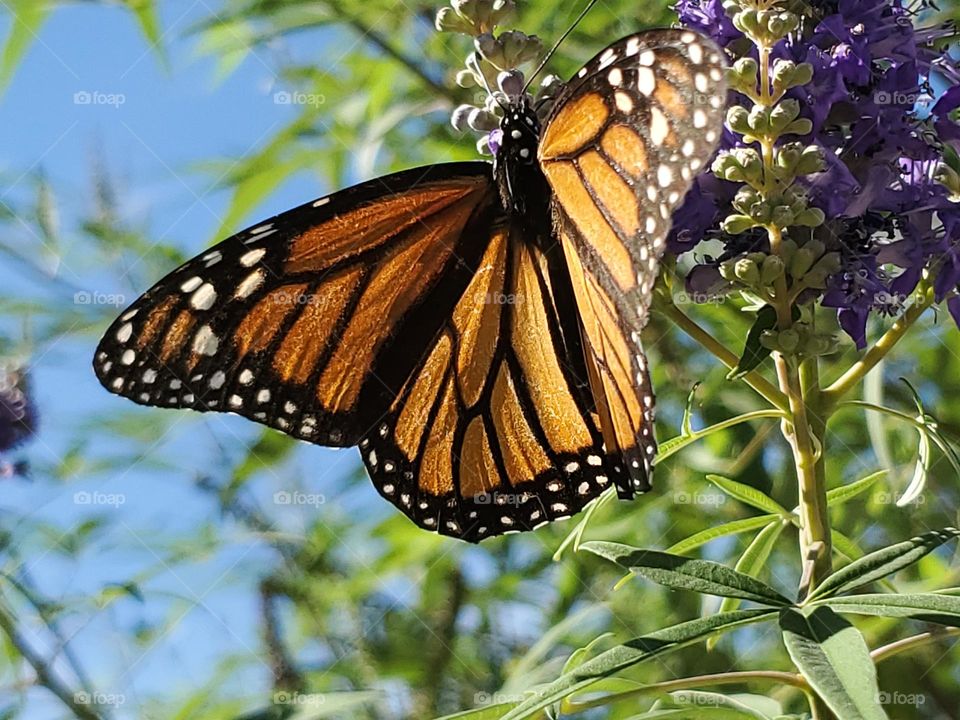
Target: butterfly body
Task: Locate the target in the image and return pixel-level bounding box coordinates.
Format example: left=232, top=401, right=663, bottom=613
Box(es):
left=94, top=29, right=727, bottom=541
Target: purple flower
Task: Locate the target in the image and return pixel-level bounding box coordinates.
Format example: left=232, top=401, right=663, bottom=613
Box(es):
left=674, top=0, right=960, bottom=345
left=0, top=366, right=36, bottom=453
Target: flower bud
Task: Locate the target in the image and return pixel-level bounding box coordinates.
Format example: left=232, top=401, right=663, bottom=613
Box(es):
left=795, top=208, right=826, bottom=227
left=778, top=328, right=800, bottom=353
left=436, top=6, right=476, bottom=34
left=790, top=245, right=819, bottom=279
left=451, top=104, right=475, bottom=131
left=467, top=106, right=499, bottom=132
left=769, top=99, right=801, bottom=134
left=727, top=105, right=751, bottom=134
left=778, top=238, right=798, bottom=266
left=761, top=254, right=785, bottom=284
left=784, top=118, right=814, bottom=137
left=735, top=257, right=760, bottom=285
left=455, top=69, right=478, bottom=88
left=722, top=213, right=759, bottom=235
left=747, top=105, right=771, bottom=135
left=796, top=145, right=826, bottom=175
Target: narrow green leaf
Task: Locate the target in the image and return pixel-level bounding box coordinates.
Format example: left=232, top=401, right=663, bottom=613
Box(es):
left=817, top=593, right=960, bottom=626
left=826, top=471, right=886, bottom=507
left=681, top=383, right=700, bottom=437
left=809, top=528, right=960, bottom=600
left=499, top=609, right=777, bottom=720
left=779, top=607, right=887, bottom=720
left=0, top=0, right=51, bottom=93
left=707, top=475, right=790, bottom=517
left=656, top=410, right=786, bottom=462
left=656, top=691, right=781, bottom=719
left=727, top=305, right=777, bottom=379
left=711, top=521, right=786, bottom=646
left=433, top=703, right=518, bottom=720
left=666, top=515, right=778, bottom=556
left=830, top=529, right=864, bottom=562
left=125, top=0, right=167, bottom=66
left=582, top=542, right=792, bottom=606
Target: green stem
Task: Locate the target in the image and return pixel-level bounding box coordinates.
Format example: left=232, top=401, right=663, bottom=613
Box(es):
left=871, top=628, right=960, bottom=664
left=563, top=670, right=808, bottom=713
left=820, top=285, right=934, bottom=410
left=656, top=297, right=789, bottom=412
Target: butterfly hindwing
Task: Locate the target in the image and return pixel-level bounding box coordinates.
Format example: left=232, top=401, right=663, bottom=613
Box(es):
left=539, top=29, right=728, bottom=493
left=94, top=163, right=499, bottom=448
left=361, top=223, right=626, bottom=541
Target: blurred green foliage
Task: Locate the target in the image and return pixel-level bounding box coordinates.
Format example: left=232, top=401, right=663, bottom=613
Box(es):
left=1, top=1, right=959, bottom=719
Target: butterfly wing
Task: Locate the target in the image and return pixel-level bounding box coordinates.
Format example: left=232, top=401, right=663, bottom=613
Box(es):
left=94, top=163, right=500, bottom=447
left=95, top=162, right=620, bottom=541
left=538, top=29, right=728, bottom=493
left=359, top=222, right=624, bottom=541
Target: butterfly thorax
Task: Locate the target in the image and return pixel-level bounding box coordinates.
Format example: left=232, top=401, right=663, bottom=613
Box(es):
left=493, top=102, right=553, bottom=240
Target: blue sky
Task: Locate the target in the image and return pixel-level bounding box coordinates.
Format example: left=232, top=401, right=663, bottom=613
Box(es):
left=0, top=3, right=379, bottom=717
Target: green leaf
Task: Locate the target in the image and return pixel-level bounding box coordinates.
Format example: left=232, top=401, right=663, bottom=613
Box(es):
left=727, top=305, right=777, bottom=380
left=582, top=542, right=792, bottom=606
left=826, top=471, right=886, bottom=507
left=830, top=529, right=865, bottom=562
left=0, top=0, right=51, bottom=94
left=809, top=528, right=960, bottom=600
left=125, top=0, right=167, bottom=66
left=706, top=475, right=790, bottom=517
left=817, top=593, right=960, bottom=626
left=499, top=610, right=777, bottom=720
left=779, top=607, right=887, bottom=720
left=666, top=515, right=779, bottom=556
left=656, top=410, right=786, bottom=463
left=433, top=703, right=518, bottom=720
left=711, top=521, right=786, bottom=647
left=655, top=691, right=782, bottom=719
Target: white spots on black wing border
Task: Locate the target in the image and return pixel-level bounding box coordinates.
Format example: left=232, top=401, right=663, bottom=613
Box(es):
left=357, top=413, right=632, bottom=543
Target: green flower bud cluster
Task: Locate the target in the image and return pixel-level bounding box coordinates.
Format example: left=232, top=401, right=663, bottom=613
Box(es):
left=435, top=0, right=515, bottom=35
left=723, top=0, right=800, bottom=48
left=437, top=0, right=557, bottom=155
left=717, top=238, right=840, bottom=307
left=760, top=322, right=840, bottom=357
left=708, top=0, right=832, bottom=336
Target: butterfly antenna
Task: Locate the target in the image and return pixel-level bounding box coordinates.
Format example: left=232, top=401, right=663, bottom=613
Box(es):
left=522, top=0, right=600, bottom=94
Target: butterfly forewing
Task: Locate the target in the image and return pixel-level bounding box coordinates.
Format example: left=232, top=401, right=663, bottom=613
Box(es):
left=94, top=163, right=498, bottom=448
left=538, top=29, right=728, bottom=493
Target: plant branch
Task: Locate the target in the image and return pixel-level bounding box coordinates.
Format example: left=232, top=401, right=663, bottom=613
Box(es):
left=0, top=593, right=103, bottom=720
left=871, top=627, right=960, bottom=664
left=655, top=295, right=789, bottom=411
left=820, top=285, right=935, bottom=409
left=565, top=670, right=808, bottom=712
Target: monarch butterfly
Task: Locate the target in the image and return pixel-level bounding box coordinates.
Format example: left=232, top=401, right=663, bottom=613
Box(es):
left=94, top=28, right=727, bottom=542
